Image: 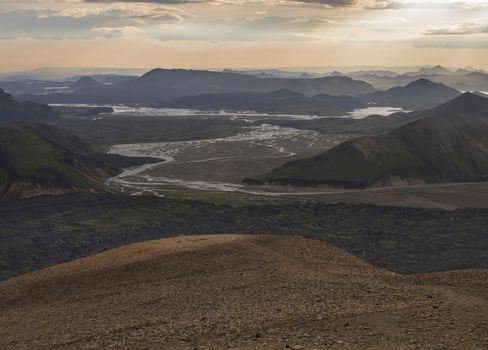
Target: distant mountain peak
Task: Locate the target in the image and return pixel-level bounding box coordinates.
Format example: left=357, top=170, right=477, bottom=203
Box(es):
left=406, top=65, right=453, bottom=77
left=78, top=76, right=96, bottom=82
left=329, top=71, right=343, bottom=77
left=71, top=76, right=104, bottom=90
left=363, top=78, right=461, bottom=110
left=425, top=65, right=449, bottom=72
left=432, top=90, right=488, bottom=115
left=448, top=90, right=488, bottom=105
left=406, top=78, right=445, bottom=87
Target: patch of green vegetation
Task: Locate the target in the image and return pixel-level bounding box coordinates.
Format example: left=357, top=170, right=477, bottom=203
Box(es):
left=50, top=106, right=112, bottom=119
left=250, top=135, right=434, bottom=187
left=251, top=110, right=488, bottom=188
left=0, top=124, right=94, bottom=189
left=1, top=193, right=487, bottom=281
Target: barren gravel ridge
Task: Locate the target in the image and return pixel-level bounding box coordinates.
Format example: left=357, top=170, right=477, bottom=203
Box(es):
left=0, top=235, right=487, bottom=349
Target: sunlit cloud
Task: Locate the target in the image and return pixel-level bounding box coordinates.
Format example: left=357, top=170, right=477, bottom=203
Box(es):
left=425, top=17, right=488, bottom=35
left=0, top=7, right=184, bottom=39
left=45, top=3, right=187, bottom=21
left=90, top=26, right=141, bottom=36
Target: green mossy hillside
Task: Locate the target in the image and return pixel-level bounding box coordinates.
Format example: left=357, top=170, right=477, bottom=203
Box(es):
left=249, top=93, right=488, bottom=188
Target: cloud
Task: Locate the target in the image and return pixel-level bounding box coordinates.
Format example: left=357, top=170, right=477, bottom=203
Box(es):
left=83, top=0, right=394, bottom=9
left=0, top=5, right=333, bottom=41
left=48, top=4, right=186, bottom=22
left=425, top=17, right=488, bottom=35
left=84, top=0, right=203, bottom=4
left=246, top=16, right=332, bottom=31
left=90, top=26, right=141, bottom=36
left=446, top=1, right=488, bottom=10
left=357, top=17, right=408, bottom=25
left=0, top=7, right=183, bottom=39
left=148, top=15, right=334, bottom=41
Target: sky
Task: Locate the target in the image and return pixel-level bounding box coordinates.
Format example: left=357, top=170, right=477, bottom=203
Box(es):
left=0, top=0, right=488, bottom=72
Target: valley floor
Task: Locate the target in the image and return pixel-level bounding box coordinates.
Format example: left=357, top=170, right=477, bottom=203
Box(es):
left=1, top=235, right=487, bottom=350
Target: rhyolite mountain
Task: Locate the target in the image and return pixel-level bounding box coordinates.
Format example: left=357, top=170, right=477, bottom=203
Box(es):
left=361, top=79, right=462, bottom=110
left=168, top=89, right=366, bottom=115
left=0, top=122, right=159, bottom=200
left=0, top=89, right=59, bottom=122
left=0, top=92, right=155, bottom=199
left=247, top=92, right=488, bottom=188
left=0, top=122, right=117, bottom=199
left=18, top=68, right=376, bottom=105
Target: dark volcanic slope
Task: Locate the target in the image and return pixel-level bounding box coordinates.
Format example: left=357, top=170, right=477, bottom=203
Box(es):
left=0, top=235, right=486, bottom=350
left=0, top=89, right=58, bottom=122
left=2, top=194, right=488, bottom=281
left=250, top=92, right=488, bottom=188
left=0, top=123, right=114, bottom=199
left=361, top=79, right=461, bottom=110
left=169, top=89, right=365, bottom=115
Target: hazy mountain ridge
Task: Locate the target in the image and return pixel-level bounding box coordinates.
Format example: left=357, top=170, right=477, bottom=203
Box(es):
left=16, top=68, right=376, bottom=105
left=118, top=68, right=377, bottom=100
left=7, top=67, right=488, bottom=111
left=354, top=70, right=488, bottom=91
left=168, top=89, right=366, bottom=115
left=360, top=78, right=462, bottom=110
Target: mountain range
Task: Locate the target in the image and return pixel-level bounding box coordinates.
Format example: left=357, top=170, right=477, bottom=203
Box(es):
left=17, top=68, right=376, bottom=105
left=404, top=65, right=454, bottom=76
left=170, top=78, right=462, bottom=113
left=247, top=92, right=488, bottom=188
left=354, top=69, right=488, bottom=91
left=168, top=89, right=366, bottom=115
left=10, top=70, right=471, bottom=113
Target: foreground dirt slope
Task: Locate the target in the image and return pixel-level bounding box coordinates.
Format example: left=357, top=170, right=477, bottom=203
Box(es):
left=0, top=235, right=487, bottom=350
